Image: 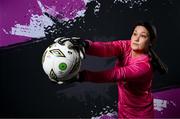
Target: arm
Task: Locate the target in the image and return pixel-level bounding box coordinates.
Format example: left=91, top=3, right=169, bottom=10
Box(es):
left=81, top=61, right=152, bottom=83
left=86, top=40, right=130, bottom=57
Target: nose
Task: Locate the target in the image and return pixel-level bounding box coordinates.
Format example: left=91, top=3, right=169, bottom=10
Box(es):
left=134, top=35, right=140, bottom=42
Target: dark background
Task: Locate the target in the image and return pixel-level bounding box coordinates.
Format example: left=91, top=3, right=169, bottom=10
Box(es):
left=0, top=0, right=180, bottom=118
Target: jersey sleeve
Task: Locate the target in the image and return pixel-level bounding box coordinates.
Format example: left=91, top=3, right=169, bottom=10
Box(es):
left=82, top=60, right=152, bottom=83
left=86, top=40, right=130, bottom=57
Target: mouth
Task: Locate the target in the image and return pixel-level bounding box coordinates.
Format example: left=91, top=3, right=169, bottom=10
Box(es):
left=133, top=43, right=139, bottom=45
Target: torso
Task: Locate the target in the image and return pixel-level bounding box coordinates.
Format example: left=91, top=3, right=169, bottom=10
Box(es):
left=116, top=41, right=154, bottom=118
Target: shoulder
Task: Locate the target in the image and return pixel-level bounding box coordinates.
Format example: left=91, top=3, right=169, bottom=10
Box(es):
left=115, top=40, right=131, bottom=54
left=132, top=54, right=152, bottom=72
left=113, top=39, right=131, bottom=47
left=114, top=39, right=131, bottom=45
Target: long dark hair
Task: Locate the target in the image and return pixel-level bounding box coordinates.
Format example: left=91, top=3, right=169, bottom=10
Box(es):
left=133, top=21, right=168, bottom=74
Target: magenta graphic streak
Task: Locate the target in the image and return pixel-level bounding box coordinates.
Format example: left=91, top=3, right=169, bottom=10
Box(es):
left=0, top=0, right=37, bottom=47
left=0, top=0, right=85, bottom=47
left=153, top=87, right=180, bottom=118
left=91, top=88, right=180, bottom=118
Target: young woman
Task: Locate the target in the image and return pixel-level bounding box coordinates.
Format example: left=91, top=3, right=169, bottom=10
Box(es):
left=77, top=22, right=168, bottom=118
left=54, top=21, right=168, bottom=118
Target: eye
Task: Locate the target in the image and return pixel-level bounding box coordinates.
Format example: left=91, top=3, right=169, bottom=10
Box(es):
left=133, top=32, right=137, bottom=36
left=141, top=35, right=147, bottom=39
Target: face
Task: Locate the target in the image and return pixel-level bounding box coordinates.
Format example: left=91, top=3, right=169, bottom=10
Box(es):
left=131, top=26, right=150, bottom=53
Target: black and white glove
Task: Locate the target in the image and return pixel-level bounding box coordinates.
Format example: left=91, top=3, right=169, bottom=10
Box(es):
left=54, top=37, right=89, bottom=59
left=53, top=37, right=88, bottom=85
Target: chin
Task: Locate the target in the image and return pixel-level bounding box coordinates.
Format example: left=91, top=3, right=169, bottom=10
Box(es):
left=131, top=45, right=139, bottom=50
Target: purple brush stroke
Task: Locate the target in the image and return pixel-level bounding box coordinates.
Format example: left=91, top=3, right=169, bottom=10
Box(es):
left=0, top=0, right=86, bottom=47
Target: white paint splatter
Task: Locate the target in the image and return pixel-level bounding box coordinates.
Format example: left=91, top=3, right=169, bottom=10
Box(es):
left=11, top=14, right=54, bottom=38
left=37, top=0, right=61, bottom=18
left=2, top=29, right=9, bottom=34
left=37, top=0, right=46, bottom=13
left=153, top=98, right=176, bottom=112
left=10, top=0, right=55, bottom=38
left=154, top=99, right=168, bottom=112
left=83, top=0, right=94, bottom=5
left=94, top=0, right=101, bottom=15
left=114, top=0, right=148, bottom=8
left=91, top=111, right=118, bottom=119
left=75, top=9, right=86, bottom=18
left=90, top=98, right=177, bottom=118
left=83, top=0, right=101, bottom=15
left=7, top=0, right=150, bottom=39
left=90, top=101, right=118, bottom=118
left=9, top=0, right=87, bottom=38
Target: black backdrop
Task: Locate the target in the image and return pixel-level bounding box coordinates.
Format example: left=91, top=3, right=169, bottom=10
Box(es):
left=0, top=0, right=180, bottom=118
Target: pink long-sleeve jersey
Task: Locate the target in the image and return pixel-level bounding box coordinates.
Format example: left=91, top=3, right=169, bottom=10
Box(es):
left=83, top=40, right=154, bottom=118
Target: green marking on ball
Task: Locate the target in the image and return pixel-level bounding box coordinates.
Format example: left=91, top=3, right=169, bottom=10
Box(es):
left=59, top=63, right=67, bottom=71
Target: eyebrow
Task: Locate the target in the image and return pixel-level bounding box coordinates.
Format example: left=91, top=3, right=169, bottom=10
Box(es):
left=134, top=30, right=147, bottom=34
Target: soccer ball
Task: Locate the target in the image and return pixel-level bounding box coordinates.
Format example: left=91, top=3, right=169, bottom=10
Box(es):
left=42, top=38, right=82, bottom=84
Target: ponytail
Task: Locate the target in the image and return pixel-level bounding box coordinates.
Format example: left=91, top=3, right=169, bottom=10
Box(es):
left=133, top=21, right=168, bottom=75
left=149, top=47, right=168, bottom=74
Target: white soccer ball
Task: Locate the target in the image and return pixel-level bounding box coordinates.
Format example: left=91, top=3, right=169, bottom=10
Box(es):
left=42, top=38, right=82, bottom=84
